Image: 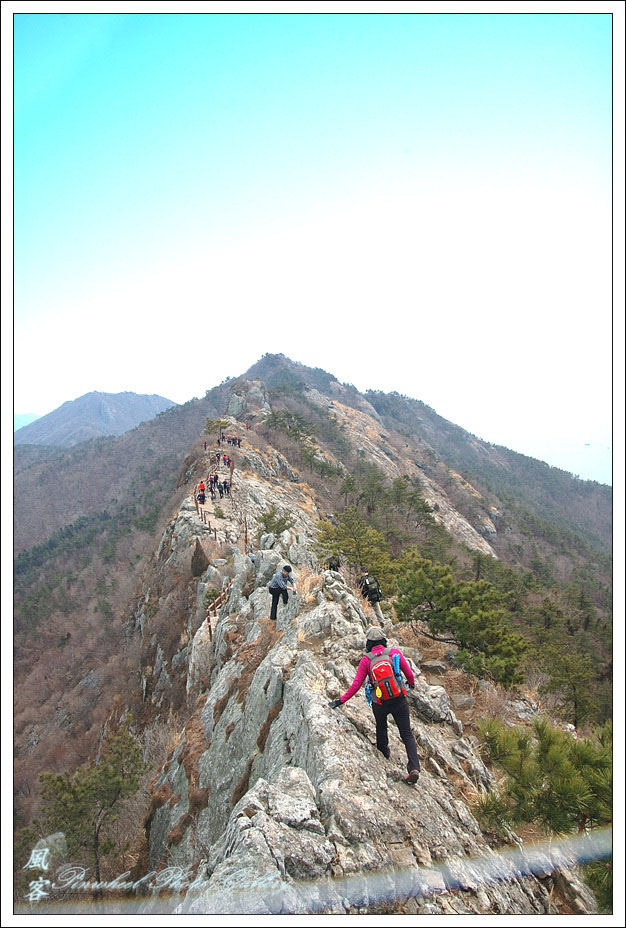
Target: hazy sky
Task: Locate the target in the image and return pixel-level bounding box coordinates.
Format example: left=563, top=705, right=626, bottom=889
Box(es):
left=8, top=7, right=619, bottom=484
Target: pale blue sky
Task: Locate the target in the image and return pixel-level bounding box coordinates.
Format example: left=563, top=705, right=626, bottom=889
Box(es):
left=9, top=10, right=616, bottom=483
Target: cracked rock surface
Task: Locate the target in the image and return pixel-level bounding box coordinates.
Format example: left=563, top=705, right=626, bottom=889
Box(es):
left=141, top=540, right=575, bottom=915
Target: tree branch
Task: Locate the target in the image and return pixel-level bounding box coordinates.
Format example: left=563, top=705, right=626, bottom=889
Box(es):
left=411, top=623, right=459, bottom=646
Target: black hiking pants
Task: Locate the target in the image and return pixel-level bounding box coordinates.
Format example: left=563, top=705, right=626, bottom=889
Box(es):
left=372, top=695, right=421, bottom=773
left=269, top=587, right=288, bottom=620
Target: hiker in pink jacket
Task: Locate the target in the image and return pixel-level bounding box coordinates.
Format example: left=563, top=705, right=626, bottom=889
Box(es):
left=329, top=626, right=421, bottom=783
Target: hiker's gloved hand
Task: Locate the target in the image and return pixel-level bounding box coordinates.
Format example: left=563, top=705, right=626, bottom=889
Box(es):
left=408, top=683, right=415, bottom=689
left=328, top=699, right=342, bottom=709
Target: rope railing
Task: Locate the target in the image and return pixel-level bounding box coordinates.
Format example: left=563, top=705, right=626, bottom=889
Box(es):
left=205, top=577, right=235, bottom=642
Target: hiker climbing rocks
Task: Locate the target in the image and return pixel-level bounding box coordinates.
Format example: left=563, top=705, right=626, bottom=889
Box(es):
left=268, top=565, right=296, bottom=621
left=358, top=568, right=384, bottom=621
left=329, top=626, right=421, bottom=784
left=326, top=555, right=341, bottom=572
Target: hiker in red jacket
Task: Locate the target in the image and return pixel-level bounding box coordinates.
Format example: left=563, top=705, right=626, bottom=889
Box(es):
left=329, top=626, right=421, bottom=783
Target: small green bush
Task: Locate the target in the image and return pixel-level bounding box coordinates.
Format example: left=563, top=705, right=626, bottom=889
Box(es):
left=257, top=505, right=294, bottom=538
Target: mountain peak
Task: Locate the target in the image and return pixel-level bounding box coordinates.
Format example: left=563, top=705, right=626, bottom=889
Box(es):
left=14, top=391, right=177, bottom=447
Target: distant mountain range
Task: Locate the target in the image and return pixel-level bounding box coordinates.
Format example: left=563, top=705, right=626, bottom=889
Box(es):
left=13, top=354, right=612, bottom=869
left=13, top=391, right=177, bottom=447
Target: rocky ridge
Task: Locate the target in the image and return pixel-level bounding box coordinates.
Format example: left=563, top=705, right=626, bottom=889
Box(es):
left=240, top=382, right=497, bottom=556
left=129, top=424, right=596, bottom=915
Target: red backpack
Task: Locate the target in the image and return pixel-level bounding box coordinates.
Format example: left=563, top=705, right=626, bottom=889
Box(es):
left=366, top=648, right=405, bottom=703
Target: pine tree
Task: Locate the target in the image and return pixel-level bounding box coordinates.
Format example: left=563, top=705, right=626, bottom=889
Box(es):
left=395, top=551, right=527, bottom=686
left=538, top=644, right=598, bottom=728
left=205, top=417, right=229, bottom=435
left=39, top=721, right=146, bottom=883
left=476, top=717, right=611, bottom=834
left=339, top=473, right=358, bottom=507
left=475, top=717, right=612, bottom=911
left=315, top=508, right=392, bottom=588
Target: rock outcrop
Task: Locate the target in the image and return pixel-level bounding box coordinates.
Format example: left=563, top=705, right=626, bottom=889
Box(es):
left=128, top=397, right=598, bottom=916
left=137, top=527, right=582, bottom=914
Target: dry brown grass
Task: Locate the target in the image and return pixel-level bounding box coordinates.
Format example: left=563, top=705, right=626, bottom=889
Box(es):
left=297, top=568, right=323, bottom=605
left=232, top=758, right=254, bottom=807
left=179, top=697, right=209, bottom=788
left=256, top=700, right=283, bottom=754
left=213, top=679, right=239, bottom=726
left=167, top=814, right=193, bottom=846
left=234, top=623, right=282, bottom=704
left=150, top=779, right=174, bottom=807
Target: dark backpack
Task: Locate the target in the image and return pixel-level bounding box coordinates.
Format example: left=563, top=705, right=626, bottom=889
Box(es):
left=362, top=575, right=381, bottom=602
left=366, top=648, right=404, bottom=702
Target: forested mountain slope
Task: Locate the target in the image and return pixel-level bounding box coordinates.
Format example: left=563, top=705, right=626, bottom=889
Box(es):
left=14, top=393, right=221, bottom=554
left=14, top=357, right=611, bottom=914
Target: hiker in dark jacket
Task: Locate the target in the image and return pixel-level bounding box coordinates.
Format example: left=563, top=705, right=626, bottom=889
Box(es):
left=358, top=568, right=384, bottom=621
left=329, top=626, right=421, bottom=783
left=268, top=565, right=296, bottom=621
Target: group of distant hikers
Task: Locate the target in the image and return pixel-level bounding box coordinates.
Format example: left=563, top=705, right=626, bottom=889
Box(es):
left=196, top=430, right=420, bottom=784
left=203, top=434, right=244, bottom=451
left=217, top=433, right=242, bottom=448
left=266, top=560, right=421, bottom=785
left=196, top=435, right=241, bottom=504
left=196, top=475, right=231, bottom=505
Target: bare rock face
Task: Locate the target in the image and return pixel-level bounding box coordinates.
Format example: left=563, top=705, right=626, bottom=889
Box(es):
left=226, top=379, right=271, bottom=421
left=142, top=559, right=574, bottom=915
left=417, top=473, right=497, bottom=557
left=134, top=429, right=597, bottom=916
